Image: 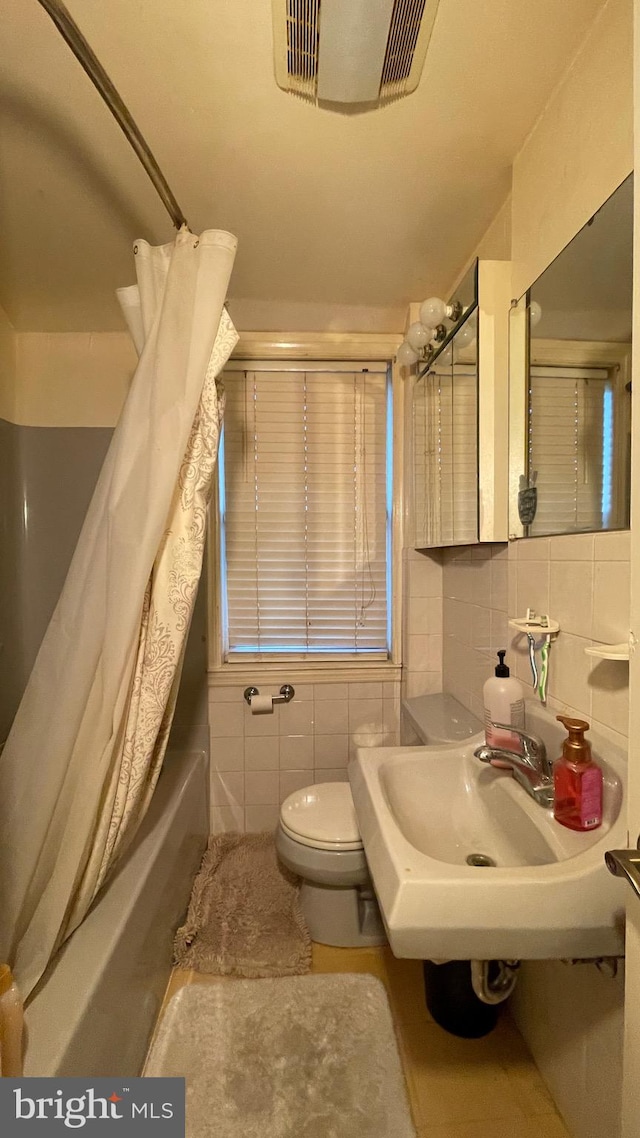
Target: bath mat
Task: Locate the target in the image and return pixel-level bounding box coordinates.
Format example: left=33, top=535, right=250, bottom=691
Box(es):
left=145, top=974, right=416, bottom=1138
left=173, top=831, right=311, bottom=977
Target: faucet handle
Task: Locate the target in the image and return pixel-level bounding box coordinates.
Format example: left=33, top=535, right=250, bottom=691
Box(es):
left=491, top=723, right=549, bottom=772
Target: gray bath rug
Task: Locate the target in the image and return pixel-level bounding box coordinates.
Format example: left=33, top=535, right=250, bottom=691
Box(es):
left=173, top=831, right=311, bottom=978
left=145, top=974, right=416, bottom=1138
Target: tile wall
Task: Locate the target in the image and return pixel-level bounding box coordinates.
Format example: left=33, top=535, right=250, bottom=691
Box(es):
left=442, top=543, right=509, bottom=723
left=442, top=530, right=630, bottom=744
left=209, top=680, right=401, bottom=833
left=441, top=529, right=629, bottom=1138
left=401, top=547, right=443, bottom=700
left=508, top=530, right=630, bottom=744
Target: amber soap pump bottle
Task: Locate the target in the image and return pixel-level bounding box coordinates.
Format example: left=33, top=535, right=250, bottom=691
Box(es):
left=553, top=715, right=603, bottom=831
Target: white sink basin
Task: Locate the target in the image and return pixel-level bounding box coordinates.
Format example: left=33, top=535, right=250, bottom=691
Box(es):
left=349, top=702, right=627, bottom=960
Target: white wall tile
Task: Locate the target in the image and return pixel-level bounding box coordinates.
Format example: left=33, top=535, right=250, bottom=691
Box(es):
left=211, top=771, right=244, bottom=808
left=408, top=555, right=442, bottom=597
left=314, top=700, right=348, bottom=734
left=314, top=682, right=349, bottom=701
left=211, top=805, right=243, bottom=833
left=490, top=560, right=508, bottom=610
left=244, top=703, right=280, bottom=736
left=314, top=769, right=349, bottom=783
left=290, top=684, right=314, bottom=700
left=592, top=560, right=630, bottom=644
left=244, top=805, right=280, bottom=832
left=279, top=770, right=312, bottom=802
left=279, top=734, right=314, bottom=769
left=405, top=596, right=443, bottom=633
left=594, top=530, right=631, bottom=560
left=404, top=670, right=441, bottom=698
left=348, top=681, right=382, bottom=700
left=244, top=736, right=279, bottom=771
left=314, top=734, right=349, bottom=767
left=348, top=698, right=383, bottom=733
left=549, top=633, right=593, bottom=719
left=589, top=659, right=629, bottom=738
left=549, top=534, right=595, bottom=560
left=516, top=560, right=550, bottom=620
left=443, top=597, right=471, bottom=645
left=210, top=736, right=244, bottom=772
left=209, top=701, right=244, bottom=738
left=471, top=607, right=491, bottom=651
left=208, top=685, right=246, bottom=703
left=517, top=537, right=551, bottom=560
left=549, top=560, right=594, bottom=638
left=245, top=770, right=279, bottom=805
left=282, top=700, right=314, bottom=734
left=382, top=698, right=400, bottom=735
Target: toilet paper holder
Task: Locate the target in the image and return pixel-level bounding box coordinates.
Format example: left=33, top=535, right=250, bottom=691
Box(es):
left=244, top=684, right=295, bottom=706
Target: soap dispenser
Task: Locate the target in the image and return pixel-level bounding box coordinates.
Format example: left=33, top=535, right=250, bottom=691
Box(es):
left=483, top=650, right=525, bottom=749
left=553, top=715, right=602, bottom=831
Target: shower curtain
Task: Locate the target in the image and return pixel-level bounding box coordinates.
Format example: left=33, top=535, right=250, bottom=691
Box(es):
left=0, top=227, right=238, bottom=998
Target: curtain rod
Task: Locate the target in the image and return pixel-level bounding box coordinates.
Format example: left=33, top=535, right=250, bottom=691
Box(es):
left=35, top=0, right=188, bottom=230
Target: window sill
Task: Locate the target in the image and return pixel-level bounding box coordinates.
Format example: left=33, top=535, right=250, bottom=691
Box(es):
left=207, top=659, right=402, bottom=688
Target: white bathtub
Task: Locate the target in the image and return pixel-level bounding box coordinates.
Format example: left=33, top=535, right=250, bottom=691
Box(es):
left=24, top=749, right=208, bottom=1076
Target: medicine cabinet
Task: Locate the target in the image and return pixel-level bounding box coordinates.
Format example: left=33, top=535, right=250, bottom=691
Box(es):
left=509, top=173, right=633, bottom=539
left=411, top=259, right=511, bottom=548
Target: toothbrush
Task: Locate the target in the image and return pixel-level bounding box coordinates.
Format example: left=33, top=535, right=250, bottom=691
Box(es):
left=524, top=608, right=538, bottom=689
left=537, top=615, right=550, bottom=703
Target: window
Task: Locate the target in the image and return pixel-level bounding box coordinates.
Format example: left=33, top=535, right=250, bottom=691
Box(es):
left=218, top=360, right=392, bottom=662
left=527, top=366, right=616, bottom=535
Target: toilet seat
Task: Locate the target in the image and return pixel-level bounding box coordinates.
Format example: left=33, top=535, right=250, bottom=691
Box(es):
left=279, top=782, right=364, bottom=852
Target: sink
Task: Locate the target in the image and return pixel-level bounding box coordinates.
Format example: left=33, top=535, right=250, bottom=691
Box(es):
left=349, top=702, right=627, bottom=960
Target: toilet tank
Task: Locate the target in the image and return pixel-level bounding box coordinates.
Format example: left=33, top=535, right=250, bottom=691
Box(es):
left=401, top=693, right=481, bottom=746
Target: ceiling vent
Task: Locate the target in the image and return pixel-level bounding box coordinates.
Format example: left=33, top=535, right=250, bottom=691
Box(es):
left=272, top=0, right=440, bottom=109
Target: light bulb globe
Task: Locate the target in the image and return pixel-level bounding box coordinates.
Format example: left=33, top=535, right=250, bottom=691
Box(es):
left=406, top=321, right=431, bottom=351
left=419, top=296, right=446, bottom=328
left=397, top=341, right=419, bottom=368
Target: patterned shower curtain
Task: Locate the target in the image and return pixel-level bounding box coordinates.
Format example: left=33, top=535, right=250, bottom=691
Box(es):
left=0, top=228, right=237, bottom=998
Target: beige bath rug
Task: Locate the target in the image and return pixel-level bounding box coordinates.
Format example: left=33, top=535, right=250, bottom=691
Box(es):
left=146, top=974, right=416, bottom=1138
left=173, top=831, right=311, bottom=977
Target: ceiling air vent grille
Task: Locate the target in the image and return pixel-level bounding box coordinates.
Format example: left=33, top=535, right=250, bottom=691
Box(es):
left=285, top=0, right=320, bottom=100
left=381, top=0, right=428, bottom=98
left=273, top=0, right=439, bottom=109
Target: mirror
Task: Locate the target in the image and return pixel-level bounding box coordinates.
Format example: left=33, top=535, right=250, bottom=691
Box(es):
left=509, top=174, right=633, bottom=538
left=413, top=302, right=479, bottom=547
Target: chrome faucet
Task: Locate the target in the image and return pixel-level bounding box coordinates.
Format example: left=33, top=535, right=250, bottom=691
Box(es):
left=474, top=725, right=554, bottom=808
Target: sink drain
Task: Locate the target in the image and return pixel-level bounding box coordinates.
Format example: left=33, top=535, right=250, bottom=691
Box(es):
left=466, top=853, right=497, bottom=867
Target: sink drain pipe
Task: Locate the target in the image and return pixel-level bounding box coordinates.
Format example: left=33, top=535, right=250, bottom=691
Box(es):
left=470, top=959, right=520, bottom=1004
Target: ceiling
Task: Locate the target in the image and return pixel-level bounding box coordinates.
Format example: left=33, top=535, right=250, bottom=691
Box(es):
left=1, top=0, right=606, bottom=332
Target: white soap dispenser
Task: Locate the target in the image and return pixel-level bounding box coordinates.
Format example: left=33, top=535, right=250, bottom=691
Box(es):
left=483, top=650, right=524, bottom=749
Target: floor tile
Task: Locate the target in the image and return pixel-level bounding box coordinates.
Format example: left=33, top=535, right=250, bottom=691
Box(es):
left=158, top=944, right=565, bottom=1137
left=418, top=1114, right=572, bottom=1138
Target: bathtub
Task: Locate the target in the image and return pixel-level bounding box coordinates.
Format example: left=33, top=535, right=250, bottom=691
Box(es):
left=24, top=749, right=209, bottom=1076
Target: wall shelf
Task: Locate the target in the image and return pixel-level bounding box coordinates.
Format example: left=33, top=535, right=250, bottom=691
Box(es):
left=584, top=642, right=629, bottom=662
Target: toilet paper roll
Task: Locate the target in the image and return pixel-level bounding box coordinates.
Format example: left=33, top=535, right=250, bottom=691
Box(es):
left=250, top=693, right=274, bottom=714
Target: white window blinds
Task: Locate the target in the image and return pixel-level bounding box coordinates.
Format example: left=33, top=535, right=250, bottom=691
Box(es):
left=220, top=362, right=391, bottom=659
left=413, top=365, right=478, bottom=547
left=527, top=366, right=613, bottom=536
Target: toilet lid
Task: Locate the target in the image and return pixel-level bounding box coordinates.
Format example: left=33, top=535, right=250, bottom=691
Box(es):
left=280, top=782, right=363, bottom=850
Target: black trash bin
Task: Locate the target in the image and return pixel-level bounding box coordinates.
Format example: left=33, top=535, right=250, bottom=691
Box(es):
left=423, top=960, right=499, bottom=1038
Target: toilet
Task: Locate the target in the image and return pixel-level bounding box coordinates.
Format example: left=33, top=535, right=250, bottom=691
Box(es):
left=276, top=782, right=386, bottom=947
